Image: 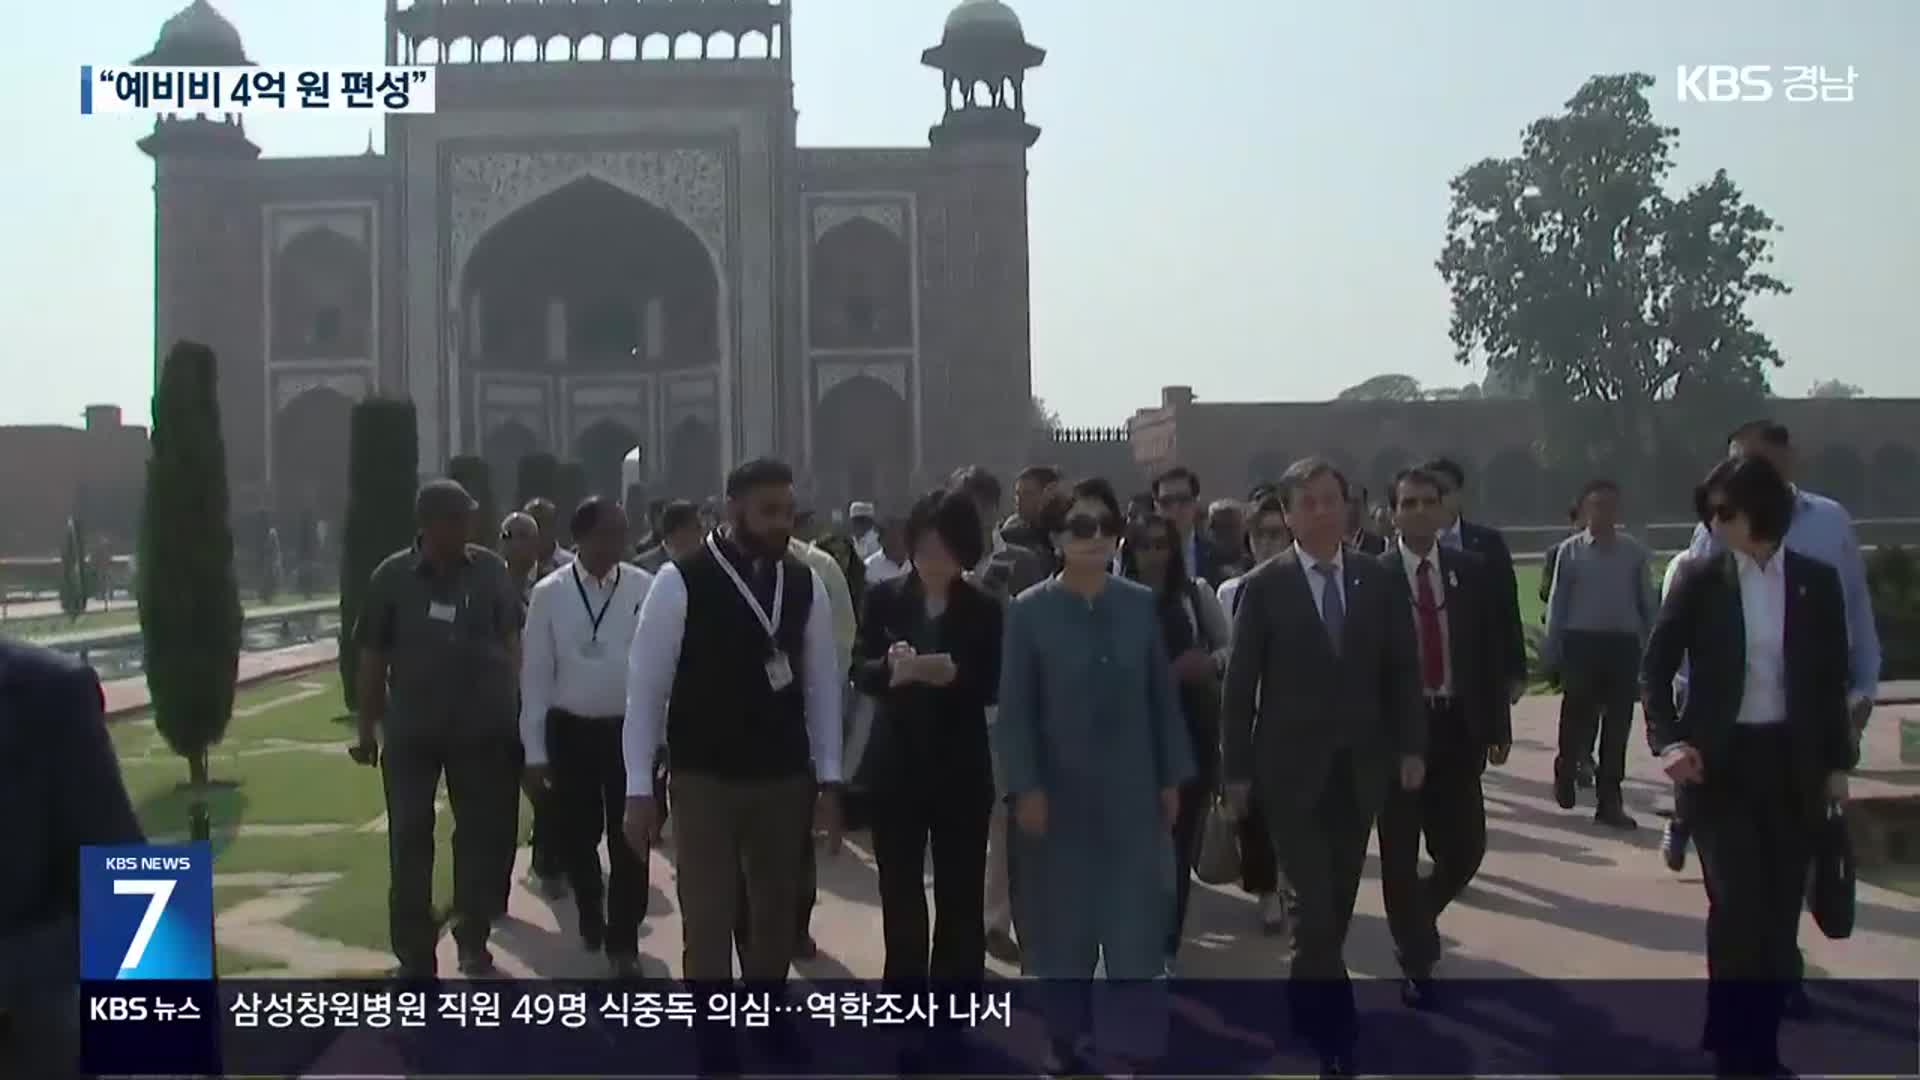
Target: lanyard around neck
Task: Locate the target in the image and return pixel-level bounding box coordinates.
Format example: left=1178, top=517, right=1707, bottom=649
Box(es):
left=571, top=565, right=621, bottom=642
left=706, top=533, right=784, bottom=639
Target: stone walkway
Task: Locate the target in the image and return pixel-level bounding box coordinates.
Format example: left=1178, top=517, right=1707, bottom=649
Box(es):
left=182, top=688, right=1918, bottom=983
left=103, top=639, right=339, bottom=717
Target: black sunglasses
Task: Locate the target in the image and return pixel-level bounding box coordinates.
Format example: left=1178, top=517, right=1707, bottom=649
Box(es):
left=1063, top=513, right=1123, bottom=540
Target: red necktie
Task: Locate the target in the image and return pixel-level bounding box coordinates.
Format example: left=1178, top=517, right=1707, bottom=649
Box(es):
left=1415, top=559, right=1445, bottom=692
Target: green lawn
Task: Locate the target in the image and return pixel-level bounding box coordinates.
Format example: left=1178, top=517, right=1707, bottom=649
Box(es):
left=116, top=672, right=515, bottom=965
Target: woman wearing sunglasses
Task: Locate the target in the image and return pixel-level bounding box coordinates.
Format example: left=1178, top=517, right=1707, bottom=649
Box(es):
left=996, top=477, right=1194, bottom=1070
left=1641, top=453, right=1853, bottom=1078
left=1118, top=513, right=1231, bottom=971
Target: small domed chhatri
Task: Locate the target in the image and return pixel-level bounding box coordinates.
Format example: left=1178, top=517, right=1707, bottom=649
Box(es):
left=135, top=0, right=250, bottom=67
left=942, top=0, right=1028, bottom=44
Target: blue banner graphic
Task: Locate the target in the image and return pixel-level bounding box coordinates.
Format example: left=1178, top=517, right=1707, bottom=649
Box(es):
left=78, top=843, right=214, bottom=981
left=75, top=978, right=1920, bottom=1077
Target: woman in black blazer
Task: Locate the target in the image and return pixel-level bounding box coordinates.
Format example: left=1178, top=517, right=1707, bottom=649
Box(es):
left=1642, top=454, right=1853, bottom=1078
left=853, top=488, right=1004, bottom=983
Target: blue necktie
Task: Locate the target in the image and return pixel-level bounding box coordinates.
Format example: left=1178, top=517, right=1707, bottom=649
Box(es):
left=1316, top=563, right=1345, bottom=653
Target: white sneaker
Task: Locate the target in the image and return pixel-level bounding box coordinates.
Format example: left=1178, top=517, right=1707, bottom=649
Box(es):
left=1259, top=893, right=1287, bottom=934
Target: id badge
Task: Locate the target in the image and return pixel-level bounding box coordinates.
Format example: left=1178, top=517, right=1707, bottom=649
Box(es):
left=579, top=638, right=604, bottom=660
left=428, top=602, right=456, bottom=623
left=765, top=649, right=794, bottom=691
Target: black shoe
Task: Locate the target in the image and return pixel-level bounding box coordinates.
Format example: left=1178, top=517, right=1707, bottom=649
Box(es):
left=986, top=926, right=1021, bottom=965
left=607, top=954, right=641, bottom=980
left=1595, top=804, right=1638, bottom=830
left=1662, top=820, right=1690, bottom=871
left=1553, top=760, right=1577, bottom=809
left=456, top=945, right=497, bottom=977
left=1400, top=975, right=1437, bottom=1010
left=1320, top=1049, right=1356, bottom=1078
left=389, top=961, right=437, bottom=982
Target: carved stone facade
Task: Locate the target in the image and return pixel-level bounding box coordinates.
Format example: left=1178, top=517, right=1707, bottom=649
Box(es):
left=136, top=0, right=1043, bottom=534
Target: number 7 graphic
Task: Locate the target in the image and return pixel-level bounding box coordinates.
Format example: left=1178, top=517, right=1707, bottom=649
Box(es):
left=114, top=879, right=176, bottom=972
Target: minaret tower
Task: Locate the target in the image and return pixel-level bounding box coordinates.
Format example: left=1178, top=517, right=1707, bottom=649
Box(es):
left=921, top=1, right=1045, bottom=480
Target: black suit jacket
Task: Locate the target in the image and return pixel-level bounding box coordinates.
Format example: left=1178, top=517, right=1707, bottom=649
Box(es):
left=1350, top=530, right=1388, bottom=557
left=1641, top=550, right=1852, bottom=823
left=0, top=639, right=143, bottom=1002
left=1375, top=545, right=1513, bottom=755
left=1455, top=519, right=1526, bottom=685
left=852, top=573, right=1004, bottom=798
left=1221, top=546, right=1426, bottom=820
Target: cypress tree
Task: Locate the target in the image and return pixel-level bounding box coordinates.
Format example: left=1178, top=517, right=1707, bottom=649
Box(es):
left=516, top=452, right=558, bottom=509
left=447, top=454, right=496, bottom=545
left=138, top=341, right=243, bottom=790
left=59, top=514, right=89, bottom=621
left=553, top=461, right=588, bottom=521
left=338, top=397, right=419, bottom=712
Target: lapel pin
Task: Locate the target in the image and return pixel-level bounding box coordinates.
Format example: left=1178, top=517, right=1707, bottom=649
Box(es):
left=1447, top=571, right=1459, bottom=588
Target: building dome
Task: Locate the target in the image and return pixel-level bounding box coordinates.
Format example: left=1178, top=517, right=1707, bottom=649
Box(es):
left=942, top=0, right=1026, bottom=44
left=136, top=0, right=250, bottom=66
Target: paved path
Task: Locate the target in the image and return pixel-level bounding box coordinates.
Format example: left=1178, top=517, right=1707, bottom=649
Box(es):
left=103, top=639, right=339, bottom=717
left=424, top=694, right=1920, bottom=982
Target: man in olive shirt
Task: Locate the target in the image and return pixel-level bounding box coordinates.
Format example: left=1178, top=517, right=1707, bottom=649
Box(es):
left=353, top=479, right=525, bottom=977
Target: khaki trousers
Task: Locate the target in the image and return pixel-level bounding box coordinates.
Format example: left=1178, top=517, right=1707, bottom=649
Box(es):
left=669, top=770, right=815, bottom=981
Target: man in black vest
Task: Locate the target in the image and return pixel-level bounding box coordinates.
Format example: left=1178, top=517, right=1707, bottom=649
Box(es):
left=622, top=458, right=845, bottom=984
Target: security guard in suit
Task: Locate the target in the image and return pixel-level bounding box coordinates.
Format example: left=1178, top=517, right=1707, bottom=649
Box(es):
left=0, top=637, right=144, bottom=1078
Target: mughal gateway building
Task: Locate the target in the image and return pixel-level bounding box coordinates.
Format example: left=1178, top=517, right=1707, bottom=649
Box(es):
left=136, top=0, right=1044, bottom=533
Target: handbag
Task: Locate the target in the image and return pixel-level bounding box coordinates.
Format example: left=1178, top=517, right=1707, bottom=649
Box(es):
left=1806, top=801, right=1855, bottom=940
left=1194, top=795, right=1241, bottom=886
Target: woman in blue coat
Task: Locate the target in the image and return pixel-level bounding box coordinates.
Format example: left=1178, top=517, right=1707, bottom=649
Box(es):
left=996, top=476, right=1194, bottom=1068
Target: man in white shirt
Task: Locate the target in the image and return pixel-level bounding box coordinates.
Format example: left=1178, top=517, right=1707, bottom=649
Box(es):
left=863, top=517, right=910, bottom=585
left=520, top=498, right=654, bottom=977
left=847, top=501, right=881, bottom=562
left=621, top=458, right=844, bottom=985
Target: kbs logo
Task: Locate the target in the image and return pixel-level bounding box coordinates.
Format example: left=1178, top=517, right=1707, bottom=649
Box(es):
left=1676, top=65, right=1774, bottom=102
left=79, top=843, right=214, bottom=981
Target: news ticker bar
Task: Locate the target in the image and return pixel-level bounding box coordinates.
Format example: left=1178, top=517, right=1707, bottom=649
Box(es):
left=81, top=66, right=434, bottom=115
left=80, top=978, right=1920, bottom=1078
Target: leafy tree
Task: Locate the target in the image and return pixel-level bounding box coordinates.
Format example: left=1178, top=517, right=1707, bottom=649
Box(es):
left=1424, top=384, right=1485, bottom=401
left=1808, top=379, right=1863, bottom=399
left=58, top=514, right=90, bottom=621
left=338, top=398, right=419, bottom=712
left=1337, top=374, right=1424, bottom=402
left=138, top=342, right=243, bottom=791
left=516, top=452, right=559, bottom=509
left=553, top=461, right=589, bottom=522
left=1437, top=72, right=1788, bottom=502
left=1031, top=395, right=1062, bottom=433
left=447, top=454, right=497, bottom=544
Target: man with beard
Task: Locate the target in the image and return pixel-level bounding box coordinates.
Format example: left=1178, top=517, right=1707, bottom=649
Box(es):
left=622, top=459, right=845, bottom=987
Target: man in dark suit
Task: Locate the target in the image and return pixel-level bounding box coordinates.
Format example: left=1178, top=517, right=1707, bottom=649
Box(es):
left=0, top=638, right=144, bottom=1078
left=636, top=500, right=702, bottom=574
left=1152, top=466, right=1232, bottom=585
left=1423, top=458, right=1527, bottom=707
left=1223, top=457, right=1426, bottom=1078
left=1346, top=486, right=1388, bottom=556
left=1374, top=468, right=1513, bottom=1008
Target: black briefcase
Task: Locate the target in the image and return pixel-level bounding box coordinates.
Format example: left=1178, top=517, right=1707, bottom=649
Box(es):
left=1807, top=802, right=1855, bottom=940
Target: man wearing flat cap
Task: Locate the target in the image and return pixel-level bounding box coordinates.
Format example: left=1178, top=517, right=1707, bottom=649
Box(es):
left=352, top=478, right=525, bottom=978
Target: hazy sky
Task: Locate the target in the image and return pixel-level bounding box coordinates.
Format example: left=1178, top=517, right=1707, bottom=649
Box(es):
left=2, top=0, right=1913, bottom=429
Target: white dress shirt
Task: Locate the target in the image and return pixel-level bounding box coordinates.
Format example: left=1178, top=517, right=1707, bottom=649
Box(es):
left=1294, top=543, right=1346, bottom=620
left=1398, top=539, right=1453, bottom=695
left=1216, top=575, right=1247, bottom=632
left=621, top=559, right=845, bottom=794
left=1733, top=550, right=1789, bottom=728
left=865, top=550, right=910, bottom=584
left=519, top=561, right=652, bottom=766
